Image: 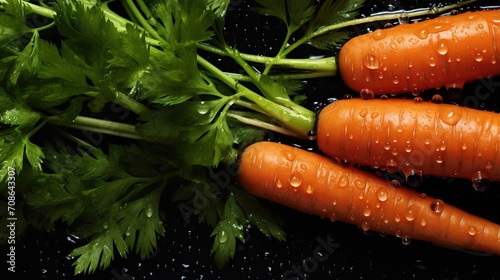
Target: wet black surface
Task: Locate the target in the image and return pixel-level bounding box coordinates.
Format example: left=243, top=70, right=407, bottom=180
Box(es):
left=5, top=0, right=500, bottom=279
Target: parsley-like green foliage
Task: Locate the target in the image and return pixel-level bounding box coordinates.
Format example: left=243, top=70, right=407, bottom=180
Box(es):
left=22, top=144, right=172, bottom=274
left=305, top=0, right=365, bottom=49
left=253, top=0, right=315, bottom=34
left=253, top=0, right=365, bottom=50
left=0, top=0, right=380, bottom=275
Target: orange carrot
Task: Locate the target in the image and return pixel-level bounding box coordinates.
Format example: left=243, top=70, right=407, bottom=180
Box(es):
left=238, top=141, right=500, bottom=255
left=316, top=98, right=500, bottom=189
left=338, top=10, right=500, bottom=95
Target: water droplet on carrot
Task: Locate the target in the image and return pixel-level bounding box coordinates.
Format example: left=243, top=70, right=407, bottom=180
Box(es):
left=359, top=108, right=368, bottom=117
left=343, top=94, right=352, bottom=99
left=384, top=141, right=391, bottom=150
left=338, top=175, right=349, bottom=188
left=439, top=107, right=462, bottom=125
left=275, top=179, right=282, bottom=188
left=377, top=188, right=388, bottom=202
left=398, top=12, right=410, bottom=24
left=405, top=205, right=417, bottom=221
left=467, top=226, right=478, bottom=236
left=363, top=54, right=380, bottom=69
left=394, top=214, right=401, bottom=222
left=361, top=221, right=371, bottom=232
left=289, top=173, right=302, bottom=188
left=363, top=207, right=372, bottom=217
left=306, top=185, right=314, bottom=194
left=396, top=126, right=403, bottom=133
left=354, top=179, right=366, bottom=190
left=372, top=30, right=386, bottom=40
left=471, top=170, right=490, bottom=192
left=401, top=236, right=411, bottom=245
left=413, top=96, right=423, bottom=103
left=420, top=218, right=427, bottom=227
left=430, top=199, right=444, bottom=213
left=420, top=193, right=427, bottom=199
left=389, top=42, right=398, bottom=50
left=431, top=94, right=443, bottom=103
left=474, top=51, right=484, bottom=62
left=436, top=155, right=444, bottom=164
left=439, top=141, right=447, bottom=151
left=360, top=88, right=375, bottom=100
left=437, top=40, right=448, bottom=55
left=428, top=56, right=437, bottom=67
left=390, top=180, right=401, bottom=188
left=321, top=207, right=328, bottom=213
left=416, top=29, right=428, bottom=39
left=332, top=199, right=337, bottom=206
left=285, top=152, right=295, bottom=161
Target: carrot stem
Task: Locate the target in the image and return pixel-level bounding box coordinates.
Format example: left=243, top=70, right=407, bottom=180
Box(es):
left=196, top=43, right=338, bottom=74
left=227, top=111, right=303, bottom=139
left=282, top=0, right=479, bottom=56
left=197, top=55, right=316, bottom=139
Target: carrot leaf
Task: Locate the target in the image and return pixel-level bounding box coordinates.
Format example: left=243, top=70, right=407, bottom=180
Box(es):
left=305, top=0, right=365, bottom=48
left=209, top=190, right=246, bottom=269
left=252, top=0, right=315, bottom=34
left=233, top=188, right=286, bottom=241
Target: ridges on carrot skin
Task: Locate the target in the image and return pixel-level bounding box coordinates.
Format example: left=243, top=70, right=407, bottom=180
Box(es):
left=338, top=10, right=500, bottom=95
left=237, top=142, right=500, bottom=255
left=316, top=98, right=500, bottom=189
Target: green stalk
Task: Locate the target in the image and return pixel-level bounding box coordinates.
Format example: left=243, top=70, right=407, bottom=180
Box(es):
left=237, top=88, right=315, bottom=140
left=197, top=43, right=337, bottom=73
left=46, top=115, right=165, bottom=144
left=197, top=55, right=315, bottom=139
left=113, top=91, right=149, bottom=115
left=82, top=91, right=148, bottom=116
left=262, top=28, right=293, bottom=75
left=227, top=111, right=303, bottom=139
left=227, top=71, right=334, bottom=82
left=282, top=0, right=478, bottom=56
left=122, top=0, right=164, bottom=43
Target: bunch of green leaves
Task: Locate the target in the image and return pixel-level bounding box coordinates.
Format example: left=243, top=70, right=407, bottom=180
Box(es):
left=21, top=143, right=173, bottom=274
left=0, top=0, right=371, bottom=275
left=252, top=0, right=365, bottom=57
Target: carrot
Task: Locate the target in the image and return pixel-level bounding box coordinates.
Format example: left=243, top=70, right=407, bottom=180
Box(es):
left=338, top=10, right=500, bottom=96
left=238, top=141, right=500, bottom=255
left=316, top=98, right=500, bottom=189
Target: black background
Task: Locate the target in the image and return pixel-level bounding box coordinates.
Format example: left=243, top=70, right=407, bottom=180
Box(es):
left=5, top=0, right=500, bottom=279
